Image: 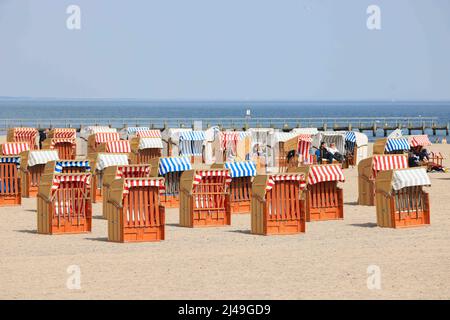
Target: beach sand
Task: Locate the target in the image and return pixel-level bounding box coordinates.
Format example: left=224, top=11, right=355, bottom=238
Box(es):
left=0, top=139, right=449, bottom=300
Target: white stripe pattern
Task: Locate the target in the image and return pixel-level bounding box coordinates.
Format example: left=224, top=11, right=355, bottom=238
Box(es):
left=1, top=142, right=30, bottom=155
left=28, top=150, right=59, bottom=167
left=94, top=132, right=120, bottom=144
left=308, top=164, right=345, bottom=185
left=138, top=138, right=163, bottom=149
left=105, top=140, right=131, bottom=153
left=266, top=174, right=306, bottom=191
left=96, top=154, right=129, bottom=171
left=392, top=168, right=431, bottom=191
left=55, top=161, right=90, bottom=173
left=225, top=161, right=256, bottom=178
left=158, top=157, right=192, bottom=175
left=385, top=138, right=410, bottom=152
left=193, top=170, right=232, bottom=185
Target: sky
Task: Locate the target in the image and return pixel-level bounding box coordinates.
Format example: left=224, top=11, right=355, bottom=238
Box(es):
left=0, top=0, right=450, bottom=101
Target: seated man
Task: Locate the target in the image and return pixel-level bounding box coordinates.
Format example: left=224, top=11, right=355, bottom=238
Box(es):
left=408, top=151, right=420, bottom=167
left=315, top=142, right=334, bottom=164
left=327, top=143, right=344, bottom=163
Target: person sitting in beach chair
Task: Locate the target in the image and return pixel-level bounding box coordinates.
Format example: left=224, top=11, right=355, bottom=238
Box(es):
left=327, top=142, right=344, bottom=163
left=315, top=142, right=334, bottom=164
left=408, top=151, right=420, bottom=167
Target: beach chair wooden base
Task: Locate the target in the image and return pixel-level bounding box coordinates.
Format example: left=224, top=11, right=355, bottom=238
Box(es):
left=376, top=188, right=430, bottom=229
left=265, top=219, right=305, bottom=235
left=160, top=195, right=179, bottom=208
left=305, top=183, right=344, bottom=222
left=190, top=210, right=231, bottom=227
left=358, top=176, right=376, bottom=206
left=107, top=183, right=165, bottom=243
left=0, top=162, right=21, bottom=206
left=37, top=187, right=92, bottom=235
left=108, top=207, right=165, bottom=242
left=230, top=200, right=251, bottom=214
left=0, top=195, right=21, bottom=206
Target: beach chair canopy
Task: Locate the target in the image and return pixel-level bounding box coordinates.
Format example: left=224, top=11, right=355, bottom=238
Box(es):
left=8, top=128, right=38, bottom=142
left=345, top=131, right=368, bottom=147
left=48, top=138, right=76, bottom=148
left=292, top=164, right=345, bottom=185
left=136, top=130, right=161, bottom=138
left=387, top=129, right=403, bottom=139
left=391, top=168, right=431, bottom=191
left=158, top=156, right=192, bottom=175
left=385, top=138, right=410, bottom=152
left=54, top=160, right=91, bottom=173
left=104, top=140, right=131, bottom=153
left=271, top=132, right=298, bottom=145
left=291, top=128, right=319, bottom=135
left=408, top=135, right=432, bottom=147
left=179, top=131, right=205, bottom=156
left=372, top=154, right=408, bottom=173
left=161, top=128, right=192, bottom=143
left=0, top=156, right=20, bottom=165
left=26, top=150, right=59, bottom=167
left=94, top=132, right=121, bottom=144
left=49, top=128, right=76, bottom=139
left=80, top=126, right=117, bottom=139
left=252, top=173, right=306, bottom=200
left=225, top=161, right=256, bottom=178
left=138, top=137, right=163, bottom=150
left=1, top=142, right=30, bottom=156
left=95, top=153, right=129, bottom=171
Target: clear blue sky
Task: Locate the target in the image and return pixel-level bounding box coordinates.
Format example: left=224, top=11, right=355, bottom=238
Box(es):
left=1, top=0, right=449, bottom=100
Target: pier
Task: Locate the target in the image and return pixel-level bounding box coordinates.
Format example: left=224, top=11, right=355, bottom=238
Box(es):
left=0, top=117, right=448, bottom=137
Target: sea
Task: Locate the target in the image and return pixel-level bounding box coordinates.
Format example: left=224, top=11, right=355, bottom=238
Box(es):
left=0, top=100, right=449, bottom=141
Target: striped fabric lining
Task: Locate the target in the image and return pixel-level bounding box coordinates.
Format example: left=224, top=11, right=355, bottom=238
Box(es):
left=193, top=170, right=232, bottom=185
left=392, top=168, right=431, bottom=191
left=158, top=157, right=192, bottom=175
left=50, top=138, right=77, bottom=149
left=105, top=140, right=131, bottom=153
left=266, top=174, right=306, bottom=191
left=51, top=128, right=76, bottom=139
left=0, top=156, right=20, bottom=164
left=136, top=130, right=161, bottom=138
left=94, top=132, right=120, bottom=144
left=345, top=131, right=356, bottom=143
left=51, top=174, right=91, bottom=191
left=54, top=161, right=90, bottom=173
left=138, top=138, right=163, bottom=149
left=179, top=131, right=205, bottom=156
left=123, top=178, right=166, bottom=194
left=96, top=154, right=129, bottom=171
left=126, top=127, right=150, bottom=134
left=308, top=165, right=345, bottom=185
left=409, top=135, right=432, bottom=147
left=225, top=161, right=256, bottom=178
left=372, top=155, right=408, bottom=172
left=28, top=150, right=59, bottom=167
left=385, top=138, right=410, bottom=152
left=115, top=165, right=151, bottom=179
left=1, top=142, right=30, bottom=155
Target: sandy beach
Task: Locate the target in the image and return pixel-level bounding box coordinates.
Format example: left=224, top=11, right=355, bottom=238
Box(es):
left=1, top=137, right=449, bottom=300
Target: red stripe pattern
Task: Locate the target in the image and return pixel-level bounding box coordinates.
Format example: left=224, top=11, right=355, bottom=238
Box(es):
left=52, top=128, right=76, bottom=139
left=193, top=169, right=232, bottom=185
left=136, top=130, right=161, bottom=138
left=220, top=132, right=241, bottom=151
left=266, top=174, right=306, bottom=191
left=51, top=174, right=91, bottom=190
left=1, top=142, right=30, bottom=155
left=308, top=164, right=345, bottom=185
left=105, top=140, right=131, bottom=153
left=115, top=165, right=151, bottom=179
left=409, top=135, right=432, bottom=147
left=297, top=137, right=312, bottom=164
left=94, top=132, right=120, bottom=143
left=372, top=155, right=408, bottom=173
left=123, top=178, right=165, bottom=194
left=50, top=138, right=76, bottom=149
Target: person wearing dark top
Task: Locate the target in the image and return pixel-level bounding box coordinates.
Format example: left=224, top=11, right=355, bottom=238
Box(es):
left=315, top=142, right=334, bottom=164
left=38, top=128, right=49, bottom=149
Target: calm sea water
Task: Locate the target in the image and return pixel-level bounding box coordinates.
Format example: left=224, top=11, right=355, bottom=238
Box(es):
left=0, top=100, right=449, bottom=139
